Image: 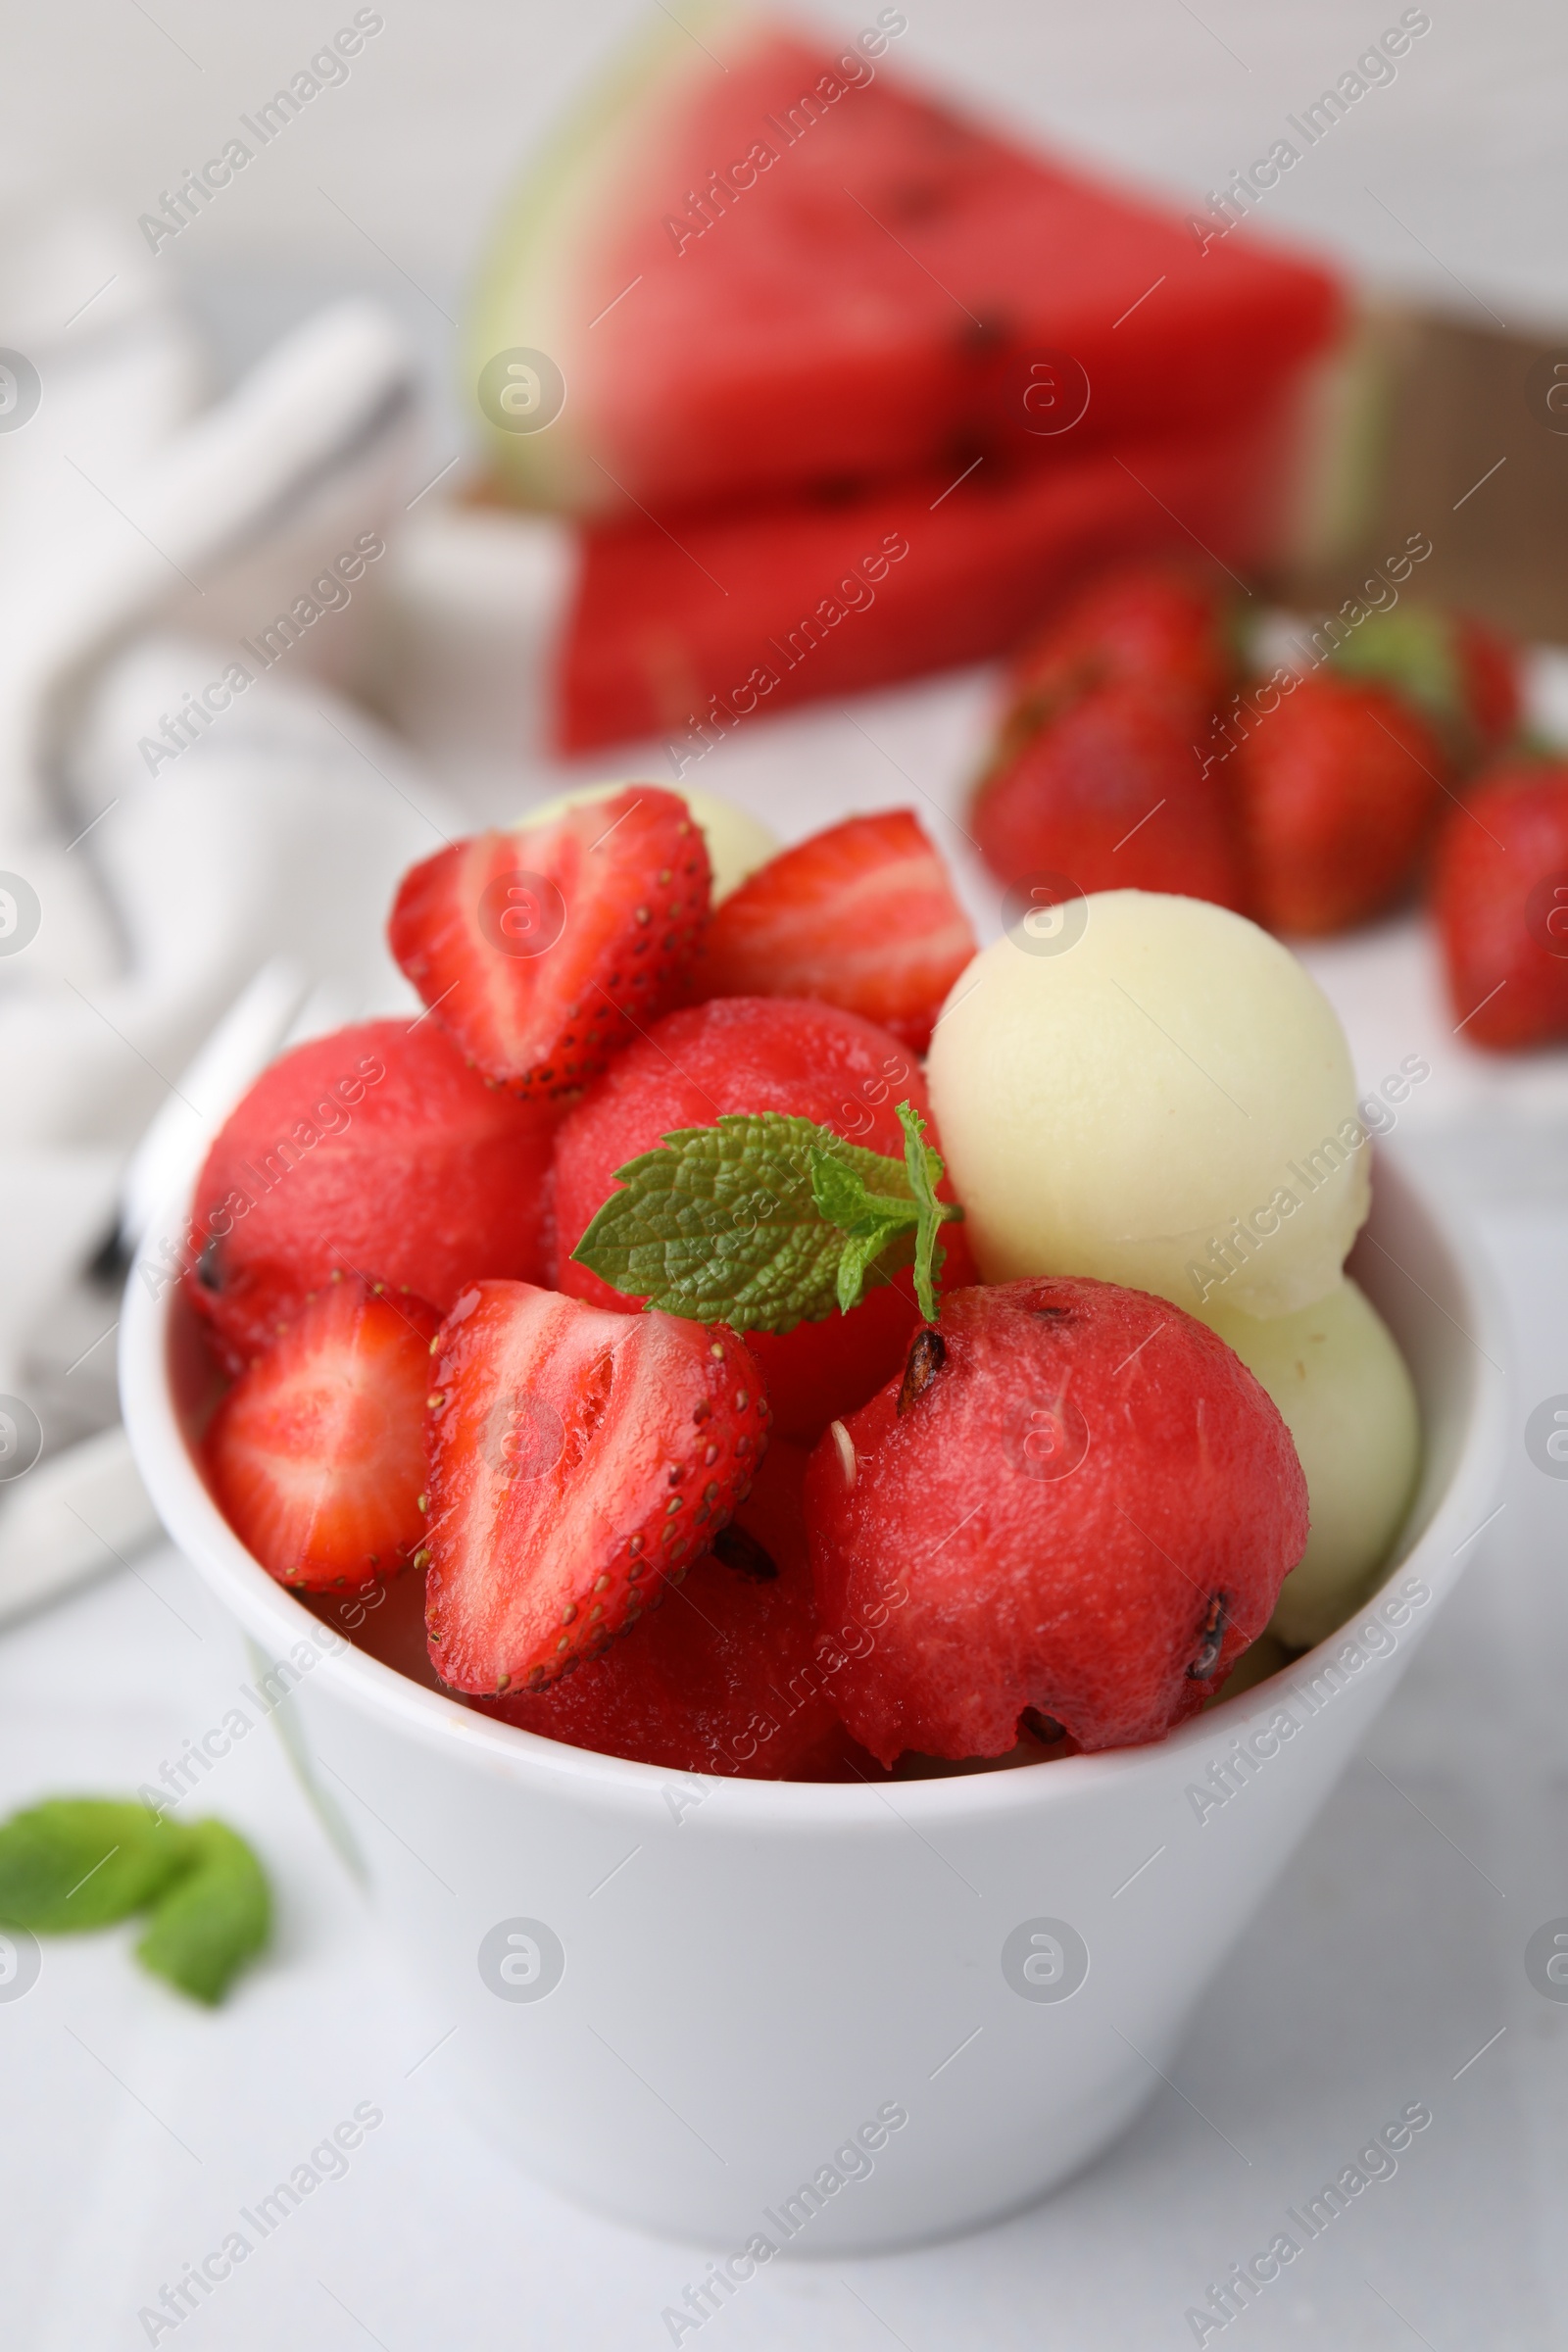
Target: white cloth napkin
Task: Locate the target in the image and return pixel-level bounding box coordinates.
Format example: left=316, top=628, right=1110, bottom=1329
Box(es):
left=0, top=208, right=460, bottom=1618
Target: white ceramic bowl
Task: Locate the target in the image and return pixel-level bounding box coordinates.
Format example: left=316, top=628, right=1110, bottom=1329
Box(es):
left=121, top=1150, right=1504, bottom=2251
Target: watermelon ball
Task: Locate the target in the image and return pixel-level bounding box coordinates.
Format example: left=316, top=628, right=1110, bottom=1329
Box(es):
left=927, top=889, right=1367, bottom=1321
left=805, top=1277, right=1309, bottom=1763
left=551, top=996, right=975, bottom=1444
left=186, top=1020, right=562, bottom=1375
left=1200, top=1279, right=1420, bottom=1651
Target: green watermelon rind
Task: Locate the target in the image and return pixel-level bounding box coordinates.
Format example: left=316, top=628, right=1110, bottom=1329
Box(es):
left=465, top=0, right=761, bottom=514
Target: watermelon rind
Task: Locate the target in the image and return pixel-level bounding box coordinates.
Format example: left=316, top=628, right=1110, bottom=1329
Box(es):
left=465, top=0, right=762, bottom=514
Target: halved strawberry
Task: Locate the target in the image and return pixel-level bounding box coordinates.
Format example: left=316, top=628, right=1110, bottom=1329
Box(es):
left=475, top=1441, right=855, bottom=1777
left=388, top=787, right=710, bottom=1096
left=423, top=1281, right=769, bottom=1695
left=204, top=1276, right=440, bottom=1591
left=699, top=811, right=976, bottom=1053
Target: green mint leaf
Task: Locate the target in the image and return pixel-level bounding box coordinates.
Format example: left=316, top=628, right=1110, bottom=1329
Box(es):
left=895, top=1099, right=959, bottom=1323
left=834, top=1214, right=913, bottom=1314
left=571, top=1112, right=920, bottom=1331
left=135, top=1819, right=271, bottom=2007
left=807, top=1147, right=901, bottom=1236
left=0, top=1799, right=191, bottom=1933
left=571, top=1105, right=962, bottom=1333
left=808, top=1145, right=922, bottom=1312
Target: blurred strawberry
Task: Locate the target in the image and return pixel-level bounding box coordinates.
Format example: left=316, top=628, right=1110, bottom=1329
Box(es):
left=972, top=678, right=1248, bottom=910
left=1233, top=672, right=1447, bottom=934
left=999, top=562, right=1240, bottom=764
left=1324, top=604, right=1521, bottom=770
left=1431, top=759, right=1568, bottom=1051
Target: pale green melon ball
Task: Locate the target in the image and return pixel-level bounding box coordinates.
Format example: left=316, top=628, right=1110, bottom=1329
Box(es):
left=1201, top=1279, right=1420, bottom=1649
left=517, top=779, right=778, bottom=904
left=926, top=890, right=1370, bottom=1318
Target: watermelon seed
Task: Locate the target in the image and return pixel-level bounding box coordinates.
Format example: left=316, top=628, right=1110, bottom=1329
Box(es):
left=830, top=1421, right=857, bottom=1489
left=711, top=1523, right=779, bottom=1582
left=898, top=1327, right=947, bottom=1415
left=1188, top=1592, right=1229, bottom=1679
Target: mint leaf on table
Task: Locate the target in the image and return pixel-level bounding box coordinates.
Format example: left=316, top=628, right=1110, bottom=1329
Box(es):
left=0, top=1797, right=271, bottom=2003
left=136, top=1819, right=271, bottom=2007
left=571, top=1102, right=962, bottom=1333
left=0, top=1799, right=190, bottom=1932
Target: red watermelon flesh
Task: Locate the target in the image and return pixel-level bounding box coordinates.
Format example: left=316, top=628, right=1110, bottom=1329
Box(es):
left=468, top=7, right=1343, bottom=518
left=557, top=391, right=1300, bottom=752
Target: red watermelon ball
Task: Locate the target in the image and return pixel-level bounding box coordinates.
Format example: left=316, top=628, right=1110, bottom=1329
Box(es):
left=550, top=996, right=975, bottom=1444
left=184, top=1019, right=563, bottom=1372
left=806, top=1276, right=1308, bottom=1764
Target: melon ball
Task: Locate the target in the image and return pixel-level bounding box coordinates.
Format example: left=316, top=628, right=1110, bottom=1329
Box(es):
left=1201, top=1279, right=1420, bottom=1650
left=926, top=890, right=1369, bottom=1319
left=517, top=779, right=778, bottom=904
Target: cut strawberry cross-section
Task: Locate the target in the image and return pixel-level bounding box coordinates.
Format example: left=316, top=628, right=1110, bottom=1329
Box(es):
left=388, top=786, right=710, bottom=1096
left=700, top=809, right=977, bottom=1052
left=423, top=1281, right=770, bottom=1694
left=204, top=1275, right=441, bottom=1591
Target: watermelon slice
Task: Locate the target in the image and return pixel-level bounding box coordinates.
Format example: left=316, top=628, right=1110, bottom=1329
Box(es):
left=467, top=4, right=1342, bottom=518
left=556, top=391, right=1301, bottom=751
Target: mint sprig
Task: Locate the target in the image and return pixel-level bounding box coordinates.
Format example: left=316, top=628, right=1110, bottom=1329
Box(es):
left=0, top=1797, right=270, bottom=2005
left=571, top=1101, right=963, bottom=1332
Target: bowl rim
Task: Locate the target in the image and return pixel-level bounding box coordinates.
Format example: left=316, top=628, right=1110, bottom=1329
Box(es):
left=119, top=1146, right=1508, bottom=1829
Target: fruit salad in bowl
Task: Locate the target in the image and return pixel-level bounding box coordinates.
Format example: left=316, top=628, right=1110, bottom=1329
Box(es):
left=122, top=773, right=1503, bottom=2247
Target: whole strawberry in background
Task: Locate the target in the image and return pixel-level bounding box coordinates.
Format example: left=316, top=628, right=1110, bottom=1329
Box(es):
left=185, top=1021, right=561, bottom=1375
left=1323, top=603, right=1521, bottom=772
left=551, top=997, right=975, bottom=1443
left=807, top=1277, right=1308, bottom=1763
left=1231, top=671, right=1447, bottom=935
left=972, top=679, right=1249, bottom=910
left=389, top=786, right=710, bottom=1096
left=1000, top=562, right=1240, bottom=756
left=1431, top=759, right=1568, bottom=1050
left=972, top=563, right=1248, bottom=910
